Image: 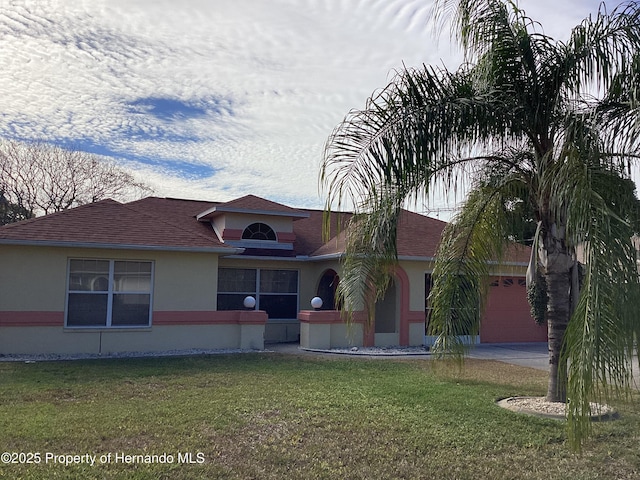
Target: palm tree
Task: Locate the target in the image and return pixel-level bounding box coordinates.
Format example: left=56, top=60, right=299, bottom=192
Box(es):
left=321, top=0, right=640, bottom=448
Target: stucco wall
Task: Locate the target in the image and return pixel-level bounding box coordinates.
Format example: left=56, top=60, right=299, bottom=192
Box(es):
left=0, top=316, right=267, bottom=355
left=152, top=251, right=218, bottom=311
left=397, top=260, right=434, bottom=311
left=0, top=245, right=218, bottom=313
left=0, top=245, right=69, bottom=311
left=303, top=260, right=342, bottom=308
left=0, top=245, right=270, bottom=355
left=402, top=260, right=543, bottom=344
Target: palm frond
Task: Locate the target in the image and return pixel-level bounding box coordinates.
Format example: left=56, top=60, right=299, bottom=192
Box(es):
left=547, top=150, right=640, bottom=449
left=429, top=169, right=525, bottom=356
left=321, top=62, right=522, bottom=217
left=597, top=54, right=640, bottom=155
left=563, top=2, right=640, bottom=95
left=321, top=0, right=640, bottom=451
left=334, top=189, right=404, bottom=325
left=430, top=0, right=537, bottom=61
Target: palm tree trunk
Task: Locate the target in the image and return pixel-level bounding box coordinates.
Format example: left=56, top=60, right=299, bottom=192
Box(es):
left=545, top=267, right=571, bottom=402
left=541, top=224, right=573, bottom=403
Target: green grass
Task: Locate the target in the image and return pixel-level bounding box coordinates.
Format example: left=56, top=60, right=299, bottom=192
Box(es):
left=0, top=353, right=639, bottom=479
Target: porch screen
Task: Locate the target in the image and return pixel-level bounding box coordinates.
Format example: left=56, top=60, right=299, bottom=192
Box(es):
left=66, top=259, right=153, bottom=327
left=217, top=268, right=298, bottom=319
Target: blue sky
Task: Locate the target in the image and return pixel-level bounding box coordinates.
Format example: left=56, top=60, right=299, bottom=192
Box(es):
left=0, top=0, right=627, bottom=217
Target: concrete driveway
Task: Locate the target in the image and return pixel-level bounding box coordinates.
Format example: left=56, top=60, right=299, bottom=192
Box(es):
left=467, top=343, right=549, bottom=370
left=280, top=341, right=639, bottom=389
left=468, top=342, right=639, bottom=389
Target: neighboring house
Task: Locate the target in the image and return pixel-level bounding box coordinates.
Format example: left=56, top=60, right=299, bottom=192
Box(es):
left=0, top=195, right=546, bottom=355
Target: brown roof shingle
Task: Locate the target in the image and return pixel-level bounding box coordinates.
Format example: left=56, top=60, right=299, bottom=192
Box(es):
left=0, top=198, right=234, bottom=251
left=198, top=194, right=309, bottom=220
left=0, top=195, right=530, bottom=263
left=307, top=209, right=448, bottom=258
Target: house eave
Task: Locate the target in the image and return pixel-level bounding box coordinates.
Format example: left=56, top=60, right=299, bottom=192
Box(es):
left=220, top=254, right=308, bottom=262
left=197, top=206, right=310, bottom=221
left=486, top=260, right=529, bottom=267
left=301, top=254, right=529, bottom=268
left=306, top=253, right=343, bottom=262
left=397, top=255, right=437, bottom=262
left=0, top=239, right=244, bottom=254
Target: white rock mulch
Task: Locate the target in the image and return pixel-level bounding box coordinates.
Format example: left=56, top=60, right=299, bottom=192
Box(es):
left=303, top=346, right=431, bottom=356
left=0, top=348, right=261, bottom=363
left=0, top=346, right=430, bottom=362
left=497, top=396, right=616, bottom=420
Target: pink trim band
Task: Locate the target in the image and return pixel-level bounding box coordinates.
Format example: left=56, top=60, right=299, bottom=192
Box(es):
left=0, top=311, right=64, bottom=327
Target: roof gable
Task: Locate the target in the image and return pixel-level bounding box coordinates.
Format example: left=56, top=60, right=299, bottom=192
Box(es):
left=196, top=194, right=309, bottom=221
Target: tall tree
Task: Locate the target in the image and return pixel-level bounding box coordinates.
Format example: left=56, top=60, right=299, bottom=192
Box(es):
left=0, top=139, right=152, bottom=220
left=0, top=191, right=33, bottom=225
left=321, top=0, right=640, bottom=448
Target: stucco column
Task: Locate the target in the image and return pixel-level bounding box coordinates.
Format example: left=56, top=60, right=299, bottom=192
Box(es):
left=299, top=310, right=336, bottom=349
left=238, top=310, right=268, bottom=350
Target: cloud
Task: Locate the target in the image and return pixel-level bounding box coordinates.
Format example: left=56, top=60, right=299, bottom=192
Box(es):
left=0, top=0, right=634, bottom=217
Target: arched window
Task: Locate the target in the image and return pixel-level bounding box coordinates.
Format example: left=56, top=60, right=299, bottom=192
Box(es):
left=242, top=222, right=276, bottom=241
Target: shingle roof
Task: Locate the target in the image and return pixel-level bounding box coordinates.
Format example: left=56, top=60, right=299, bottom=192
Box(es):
left=307, top=209, right=448, bottom=258
left=197, top=194, right=309, bottom=220
left=0, top=198, right=235, bottom=252
left=396, top=210, right=448, bottom=258
left=293, top=209, right=352, bottom=256
left=0, top=195, right=531, bottom=263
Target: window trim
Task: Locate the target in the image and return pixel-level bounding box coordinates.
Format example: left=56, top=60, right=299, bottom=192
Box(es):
left=217, top=267, right=299, bottom=320
left=241, top=222, right=278, bottom=242
left=65, top=258, right=154, bottom=329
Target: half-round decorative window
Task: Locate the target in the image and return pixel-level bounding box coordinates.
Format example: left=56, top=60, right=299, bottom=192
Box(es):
left=242, top=222, right=277, bottom=241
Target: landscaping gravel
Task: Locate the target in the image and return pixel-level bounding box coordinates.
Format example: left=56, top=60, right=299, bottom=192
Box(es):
left=302, top=346, right=431, bottom=356
left=0, top=348, right=261, bottom=363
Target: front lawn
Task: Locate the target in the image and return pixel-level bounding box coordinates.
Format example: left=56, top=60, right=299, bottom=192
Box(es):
left=0, top=353, right=638, bottom=479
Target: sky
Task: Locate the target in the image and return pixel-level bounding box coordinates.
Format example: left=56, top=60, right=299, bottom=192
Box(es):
left=0, top=0, right=624, bottom=218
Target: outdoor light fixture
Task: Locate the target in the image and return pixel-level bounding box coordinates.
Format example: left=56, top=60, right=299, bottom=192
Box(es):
left=243, top=296, right=256, bottom=309
left=310, top=297, right=323, bottom=310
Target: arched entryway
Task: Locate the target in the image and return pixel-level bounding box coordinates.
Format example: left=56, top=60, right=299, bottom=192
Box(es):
left=370, top=266, right=411, bottom=347
left=312, top=266, right=411, bottom=347
left=374, top=280, right=399, bottom=345
left=315, top=269, right=339, bottom=310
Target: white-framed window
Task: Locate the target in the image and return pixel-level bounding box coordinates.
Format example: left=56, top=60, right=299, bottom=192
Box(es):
left=217, top=268, right=298, bottom=319
left=242, top=222, right=277, bottom=241
left=66, top=259, right=153, bottom=328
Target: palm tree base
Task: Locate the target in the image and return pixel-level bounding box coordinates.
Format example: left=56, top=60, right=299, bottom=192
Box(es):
left=497, top=396, right=617, bottom=422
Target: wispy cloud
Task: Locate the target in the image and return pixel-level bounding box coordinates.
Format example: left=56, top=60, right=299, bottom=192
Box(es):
left=0, top=0, right=630, bottom=213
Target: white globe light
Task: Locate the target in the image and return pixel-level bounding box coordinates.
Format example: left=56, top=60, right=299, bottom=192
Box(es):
left=310, top=297, right=323, bottom=309
left=243, top=296, right=256, bottom=309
